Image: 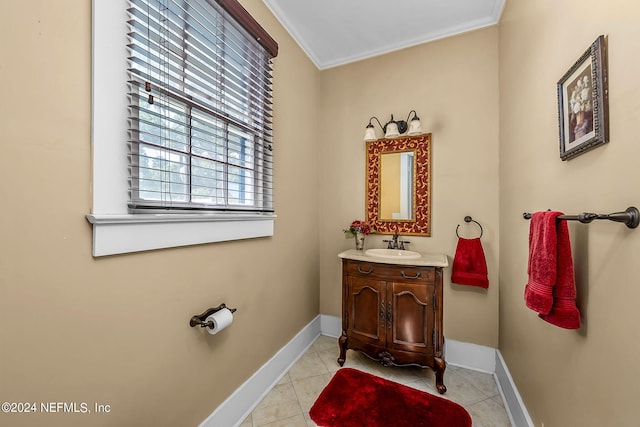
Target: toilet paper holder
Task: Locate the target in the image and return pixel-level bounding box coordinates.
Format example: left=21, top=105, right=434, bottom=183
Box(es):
left=190, top=303, right=237, bottom=329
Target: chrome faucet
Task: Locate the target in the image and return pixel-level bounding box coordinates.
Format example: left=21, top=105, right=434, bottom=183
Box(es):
left=383, top=232, right=410, bottom=250
left=398, top=237, right=410, bottom=250
left=382, top=233, right=396, bottom=249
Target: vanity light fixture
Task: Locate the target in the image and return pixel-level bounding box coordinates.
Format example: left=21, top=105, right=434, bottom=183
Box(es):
left=363, top=117, right=383, bottom=141
left=363, top=110, right=423, bottom=141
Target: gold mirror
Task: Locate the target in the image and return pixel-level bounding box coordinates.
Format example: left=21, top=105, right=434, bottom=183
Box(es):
left=366, top=134, right=431, bottom=236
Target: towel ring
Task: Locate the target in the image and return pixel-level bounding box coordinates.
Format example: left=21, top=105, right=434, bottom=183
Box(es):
left=456, top=216, right=483, bottom=238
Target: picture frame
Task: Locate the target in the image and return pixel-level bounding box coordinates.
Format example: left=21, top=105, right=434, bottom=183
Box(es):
left=557, top=35, right=608, bottom=161
left=366, top=134, right=431, bottom=236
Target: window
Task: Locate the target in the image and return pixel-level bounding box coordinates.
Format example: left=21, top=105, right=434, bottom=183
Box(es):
left=88, top=0, right=278, bottom=256
left=128, top=0, right=275, bottom=212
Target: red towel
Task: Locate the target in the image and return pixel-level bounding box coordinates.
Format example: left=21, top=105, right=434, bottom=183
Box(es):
left=524, top=211, right=581, bottom=329
left=452, top=237, right=489, bottom=288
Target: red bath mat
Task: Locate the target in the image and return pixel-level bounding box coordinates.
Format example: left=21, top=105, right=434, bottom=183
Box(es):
left=309, top=368, right=471, bottom=427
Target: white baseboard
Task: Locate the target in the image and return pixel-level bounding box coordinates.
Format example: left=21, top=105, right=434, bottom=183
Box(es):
left=199, top=314, right=532, bottom=427
left=444, top=339, right=496, bottom=373
left=198, top=315, right=321, bottom=427
left=320, top=314, right=341, bottom=337
left=494, top=350, right=534, bottom=427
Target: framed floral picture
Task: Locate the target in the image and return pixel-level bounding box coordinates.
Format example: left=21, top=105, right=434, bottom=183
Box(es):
left=557, top=35, right=609, bottom=161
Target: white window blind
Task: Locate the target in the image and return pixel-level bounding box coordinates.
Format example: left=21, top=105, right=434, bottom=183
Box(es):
left=127, top=0, right=276, bottom=213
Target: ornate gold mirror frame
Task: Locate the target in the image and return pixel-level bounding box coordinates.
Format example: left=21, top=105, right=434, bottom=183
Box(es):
left=366, top=134, right=431, bottom=236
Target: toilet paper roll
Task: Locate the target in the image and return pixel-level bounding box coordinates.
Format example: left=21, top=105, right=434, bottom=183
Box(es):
left=205, top=308, right=234, bottom=335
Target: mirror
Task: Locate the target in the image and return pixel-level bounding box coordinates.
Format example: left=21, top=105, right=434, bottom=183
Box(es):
left=379, top=151, right=415, bottom=220
left=366, top=134, right=431, bottom=236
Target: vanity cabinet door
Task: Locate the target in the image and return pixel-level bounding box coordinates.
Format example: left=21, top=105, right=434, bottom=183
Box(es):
left=346, top=276, right=386, bottom=348
left=387, top=282, right=434, bottom=356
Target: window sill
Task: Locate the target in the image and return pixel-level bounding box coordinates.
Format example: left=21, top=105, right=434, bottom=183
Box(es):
left=86, top=213, right=275, bottom=257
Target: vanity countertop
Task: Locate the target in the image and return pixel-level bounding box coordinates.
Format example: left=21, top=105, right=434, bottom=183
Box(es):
left=338, top=249, right=449, bottom=267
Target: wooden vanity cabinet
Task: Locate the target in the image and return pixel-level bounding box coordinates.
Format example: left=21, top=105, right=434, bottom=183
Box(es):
left=338, top=259, right=447, bottom=394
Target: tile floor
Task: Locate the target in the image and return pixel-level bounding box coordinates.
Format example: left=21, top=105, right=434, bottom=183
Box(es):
left=240, top=335, right=512, bottom=427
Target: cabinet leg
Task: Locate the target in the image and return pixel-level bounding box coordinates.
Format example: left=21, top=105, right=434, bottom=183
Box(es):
left=434, top=356, right=447, bottom=394
left=337, top=333, right=347, bottom=366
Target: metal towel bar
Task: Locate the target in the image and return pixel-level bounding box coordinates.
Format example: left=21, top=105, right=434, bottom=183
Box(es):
left=522, top=207, right=639, bottom=229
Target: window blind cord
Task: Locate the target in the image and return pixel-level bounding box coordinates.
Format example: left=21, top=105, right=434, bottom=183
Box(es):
left=145, top=2, right=154, bottom=104
left=159, top=0, right=171, bottom=206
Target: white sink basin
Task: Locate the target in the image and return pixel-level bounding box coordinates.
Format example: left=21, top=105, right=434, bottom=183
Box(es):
left=365, top=249, right=422, bottom=259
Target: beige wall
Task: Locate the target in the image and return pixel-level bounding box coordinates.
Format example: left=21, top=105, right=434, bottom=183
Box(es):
left=499, top=1, right=640, bottom=426
left=0, top=1, right=320, bottom=426
left=10, top=0, right=637, bottom=425
left=318, top=28, right=500, bottom=348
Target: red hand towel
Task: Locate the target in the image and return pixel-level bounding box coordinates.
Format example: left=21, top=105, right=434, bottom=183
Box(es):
left=525, top=211, right=581, bottom=329
left=524, top=212, right=558, bottom=314
left=539, top=213, right=581, bottom=329
left=452, top=237, right=489, bottom=288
